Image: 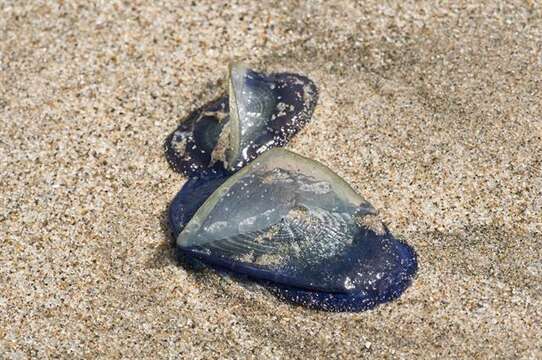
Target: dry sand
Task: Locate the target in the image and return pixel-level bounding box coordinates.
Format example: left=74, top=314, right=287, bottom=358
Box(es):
left=1, top=1, right=541, bottom=358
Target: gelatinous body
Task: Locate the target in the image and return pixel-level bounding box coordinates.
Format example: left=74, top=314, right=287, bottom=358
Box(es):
left=164, top=65, right=317, bottom=176
left=226, top=64, right=318, bottom=170
left=170, top=149, right=417, bottom=311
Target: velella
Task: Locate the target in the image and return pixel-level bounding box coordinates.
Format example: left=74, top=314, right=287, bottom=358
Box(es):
left=171, top=148, right=417, bottom=312
left=164, top=64, right=318, bottom=176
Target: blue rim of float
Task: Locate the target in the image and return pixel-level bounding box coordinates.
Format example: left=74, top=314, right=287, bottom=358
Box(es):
left=175, top=236, right=417, bottom=312
left=267, top=239, right=417, bottom=312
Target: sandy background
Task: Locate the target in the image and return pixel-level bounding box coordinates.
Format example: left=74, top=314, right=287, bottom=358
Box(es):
left=1, top=1, right=541, bottom=358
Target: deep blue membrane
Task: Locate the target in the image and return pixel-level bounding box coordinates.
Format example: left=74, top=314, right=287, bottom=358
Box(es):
left=168, top=169, right=417, bottom=312
left=168, top=164, right=231, bottom=240
left=164, top=97, right=229, bottom=177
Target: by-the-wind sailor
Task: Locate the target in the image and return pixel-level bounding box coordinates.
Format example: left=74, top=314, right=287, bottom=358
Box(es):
left=164, top=64, right=318, bottom=176
left=172, top=148, right=417, bottom=312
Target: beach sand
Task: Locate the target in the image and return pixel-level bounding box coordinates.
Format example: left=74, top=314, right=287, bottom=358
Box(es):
left=1, top=1, right=541, bottom=358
